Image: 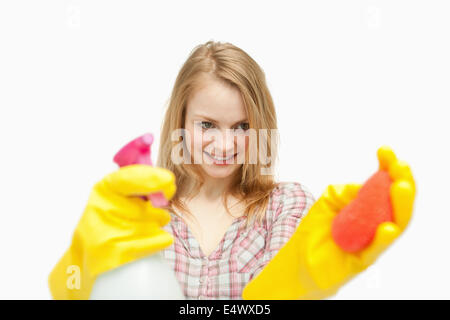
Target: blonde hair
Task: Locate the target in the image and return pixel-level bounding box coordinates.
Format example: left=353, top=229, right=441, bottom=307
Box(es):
left=156, top=40, right=279, bottom=230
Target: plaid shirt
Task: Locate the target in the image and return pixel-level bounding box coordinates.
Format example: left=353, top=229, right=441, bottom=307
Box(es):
left=160, top=182, right=316, bottom=300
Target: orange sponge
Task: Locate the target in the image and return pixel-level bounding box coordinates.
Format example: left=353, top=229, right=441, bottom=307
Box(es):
left=331, top=170, right=393, bottom=253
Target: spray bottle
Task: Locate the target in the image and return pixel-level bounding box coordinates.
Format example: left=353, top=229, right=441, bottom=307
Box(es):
left=89, top=133, right=185, bottom=299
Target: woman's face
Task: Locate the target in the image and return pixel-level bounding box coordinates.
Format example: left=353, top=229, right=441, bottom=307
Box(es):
left=184, top=77, right=249, bottom=180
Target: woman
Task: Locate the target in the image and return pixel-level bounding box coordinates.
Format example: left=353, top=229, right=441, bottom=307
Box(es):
left=155, top=41, right=315, bottom=299
left=48, top=41, right=415, bottom=300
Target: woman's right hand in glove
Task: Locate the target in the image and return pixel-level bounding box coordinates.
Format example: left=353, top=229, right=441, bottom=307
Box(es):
left=48, top=164, right=176, bottom=300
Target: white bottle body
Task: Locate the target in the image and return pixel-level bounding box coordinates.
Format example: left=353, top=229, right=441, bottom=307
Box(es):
left=90, top=251, right=185, bottom=300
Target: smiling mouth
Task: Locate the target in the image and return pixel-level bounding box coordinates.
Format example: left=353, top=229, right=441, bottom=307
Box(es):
left=203, top=151, right=238, bottom=163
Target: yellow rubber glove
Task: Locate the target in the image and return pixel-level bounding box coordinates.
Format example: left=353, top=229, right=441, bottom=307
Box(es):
left=242, top=146, right=416, bottom=300
left=48, top=165, right=177, bottom=300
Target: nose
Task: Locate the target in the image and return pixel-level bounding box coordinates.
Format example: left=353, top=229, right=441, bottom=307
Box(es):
left=205, top=129, right=236, bottom=157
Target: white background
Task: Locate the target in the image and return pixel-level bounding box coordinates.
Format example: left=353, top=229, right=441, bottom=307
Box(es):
left=0, top=0, right=449, bottom=299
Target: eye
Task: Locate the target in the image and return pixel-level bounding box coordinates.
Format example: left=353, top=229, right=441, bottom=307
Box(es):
left=235, top=123, right=249, bottom=131
left=199, top=121, right=214, bottom=130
